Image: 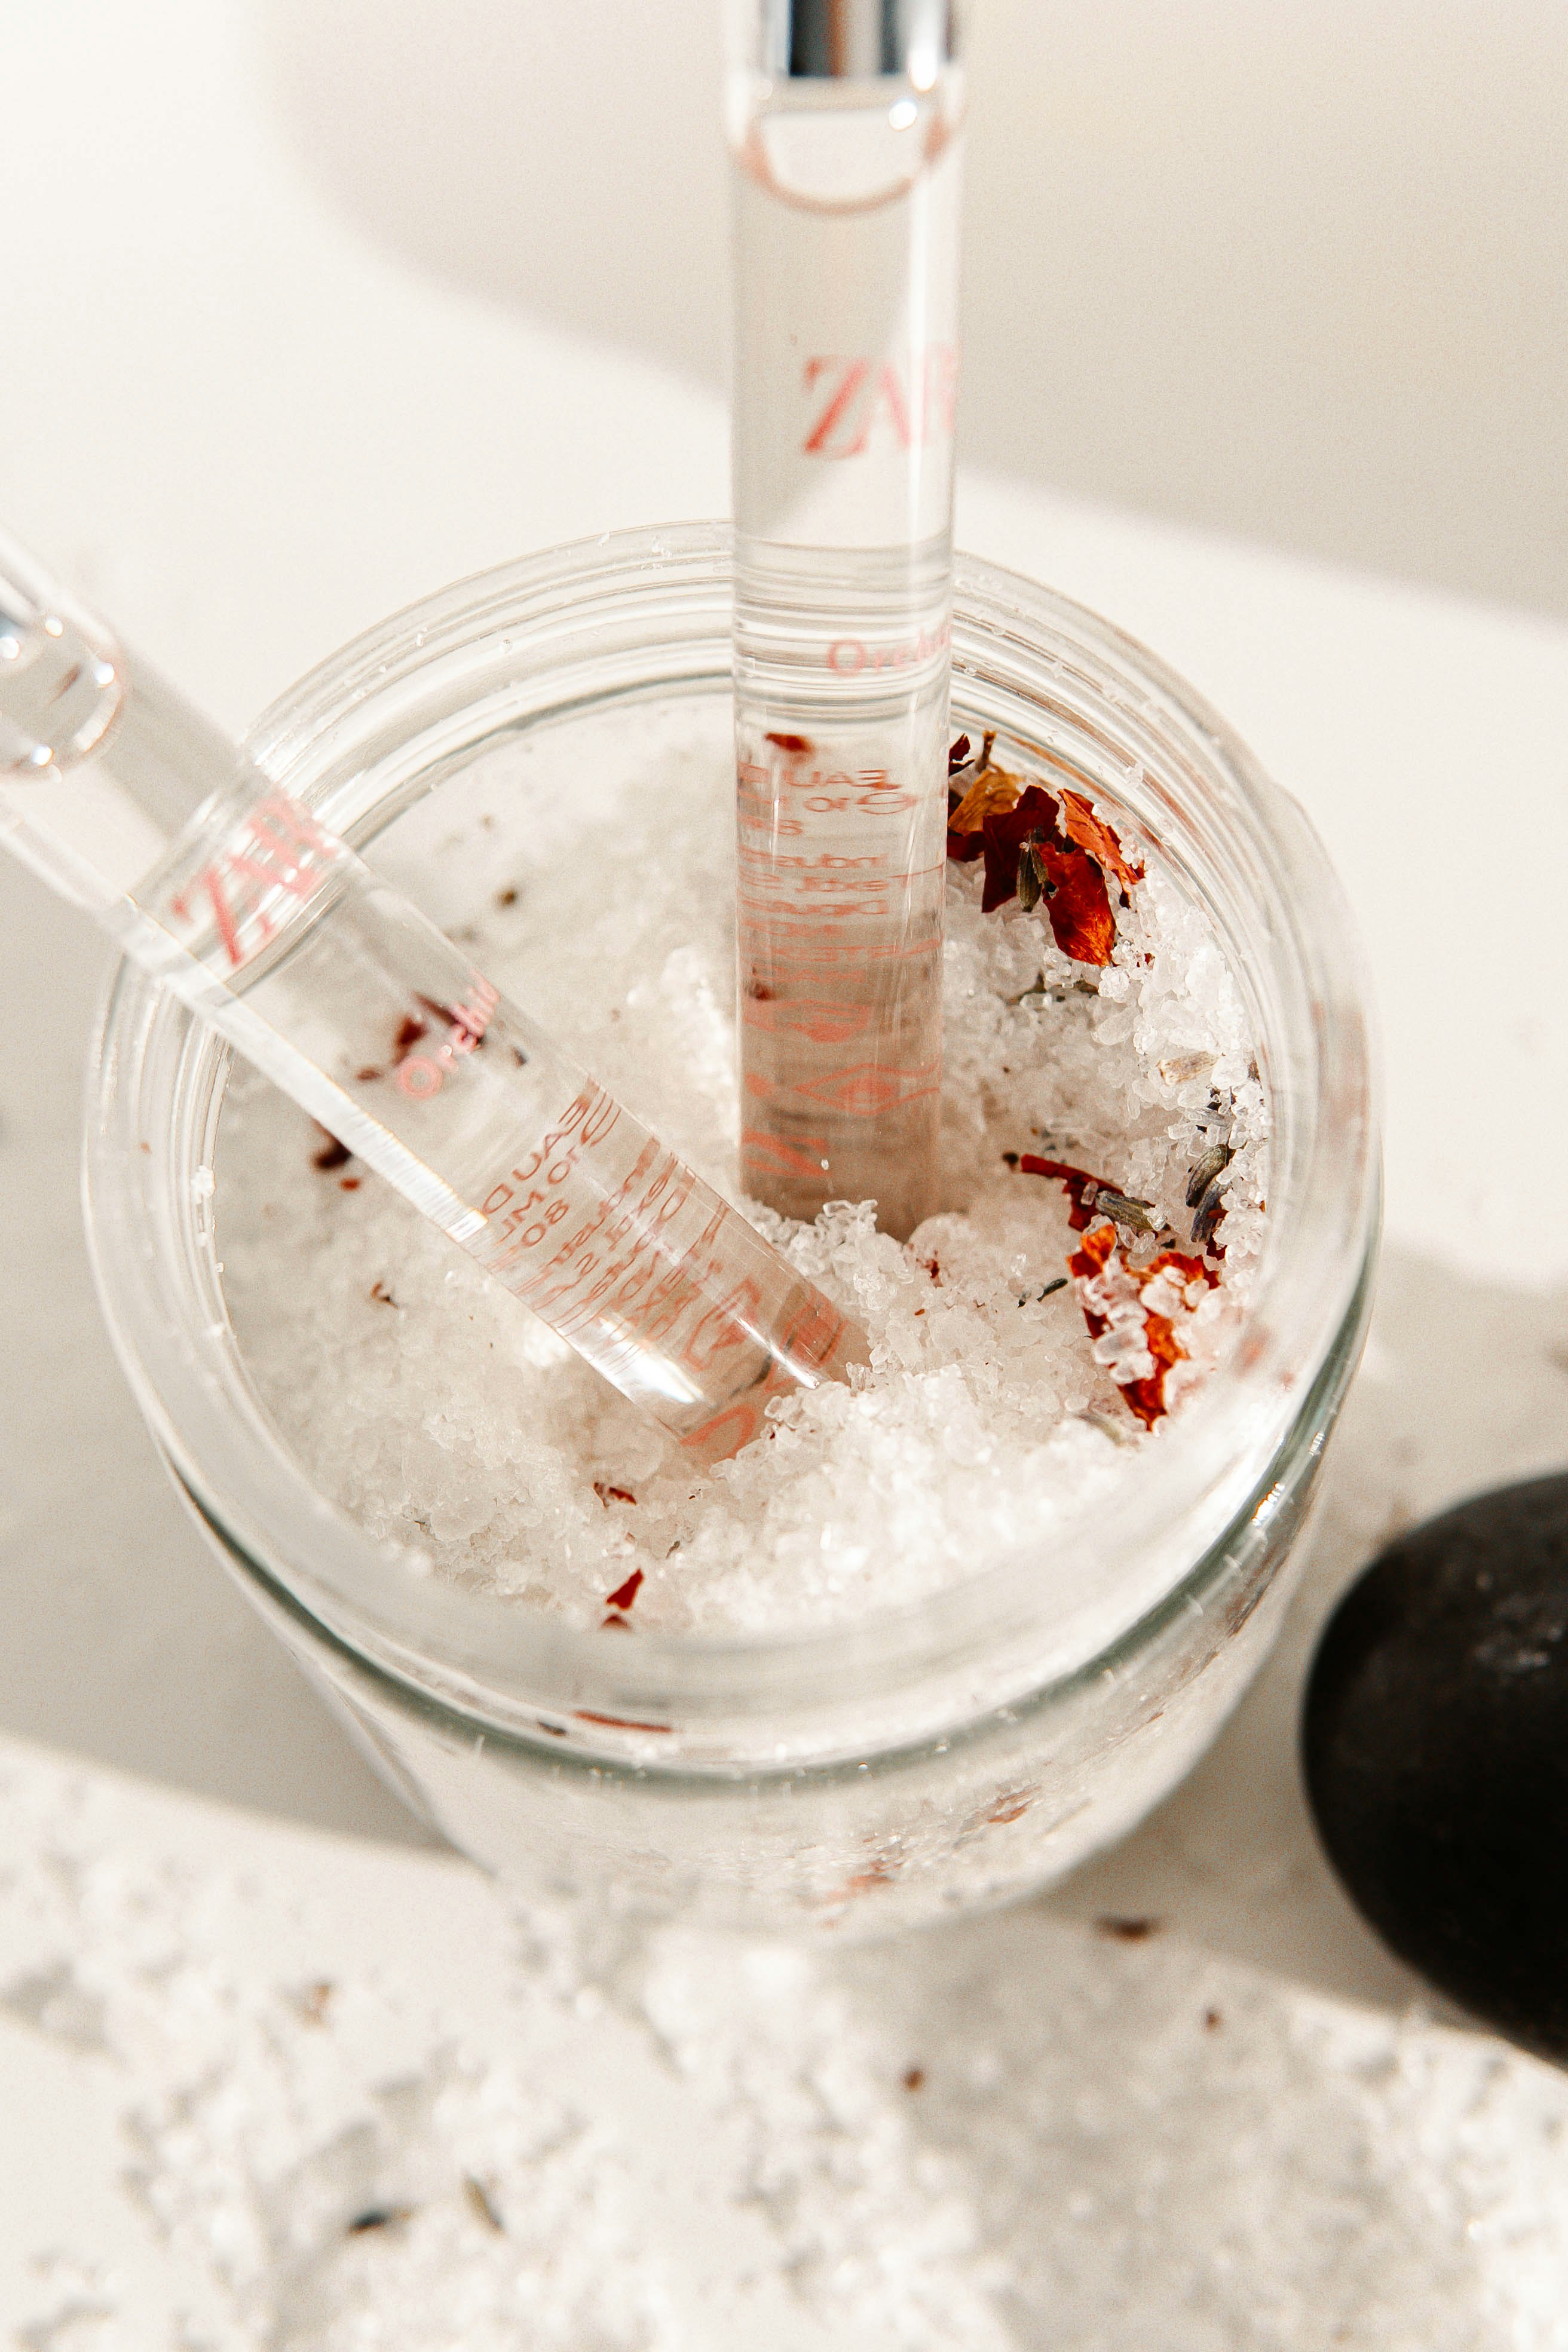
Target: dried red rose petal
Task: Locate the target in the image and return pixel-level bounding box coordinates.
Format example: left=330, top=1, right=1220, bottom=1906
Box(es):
left=1059, top=788, right=1144, bottom=894
left=1018, top=1154, right=1117, bottom=1232
left=1068, top=1218, right=1119, bottom=1281
left=975, top=783, right=1058, bottom=912
left=945, top=757, right=1131, bottom=965
left=948, top=767, right=1034, bottom=868
left=311, top=1125, right=351, bottom=1172
left=574, top=1708, right=672, bottom=1733
left=966, top=785, right=1117, bottom=963
left=1143, top=1246, right=1220, bottom=1294
left=1025, top=834, right=1116, bottom=964
left=1067, top=1224, right=1221, bottom=1428
left=1119, top=1316, right=1186, bottom=1431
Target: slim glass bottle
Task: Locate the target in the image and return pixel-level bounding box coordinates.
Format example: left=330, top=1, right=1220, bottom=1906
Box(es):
left=728, top=0, right=964, bottom=1241
left=0, top=537, right=867, bottom=1464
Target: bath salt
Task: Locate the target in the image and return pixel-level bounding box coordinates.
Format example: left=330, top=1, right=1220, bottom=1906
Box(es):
left=7, top=1742, right=1568, bottom=2351
left=215, top=698, right=1267, bottom=1633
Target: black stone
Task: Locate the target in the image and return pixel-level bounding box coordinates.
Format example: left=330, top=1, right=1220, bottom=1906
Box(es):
left=1302, top=1472, right=1568, bottom=2063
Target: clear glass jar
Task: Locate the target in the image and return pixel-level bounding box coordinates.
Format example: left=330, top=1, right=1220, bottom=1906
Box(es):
left=84, top=525, right=1378, bottom=1934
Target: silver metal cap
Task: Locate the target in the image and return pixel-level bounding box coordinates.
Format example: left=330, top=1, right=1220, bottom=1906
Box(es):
left=760, top=0, right=957, bottom=80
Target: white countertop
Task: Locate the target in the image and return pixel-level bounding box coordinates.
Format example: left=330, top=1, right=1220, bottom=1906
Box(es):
left=4, top=4, right=1568, bottom=2338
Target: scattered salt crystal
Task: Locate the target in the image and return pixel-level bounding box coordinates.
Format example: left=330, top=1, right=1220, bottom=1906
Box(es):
left=6, top=1744, right=1568, bottom=2348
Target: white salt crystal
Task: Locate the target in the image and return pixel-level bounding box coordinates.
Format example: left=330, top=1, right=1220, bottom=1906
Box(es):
left=216, top=703, right=1270, bottom=1633
left=7, top=1745, right=1568, bottom=2348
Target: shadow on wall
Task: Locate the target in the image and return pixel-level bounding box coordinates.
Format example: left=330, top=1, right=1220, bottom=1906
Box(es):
left=258, top=0, right=1568, bottom=620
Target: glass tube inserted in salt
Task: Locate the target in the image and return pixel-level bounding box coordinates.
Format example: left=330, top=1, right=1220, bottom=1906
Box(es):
left=0, top=534, right=867, bottom=1464
left=727, top=0, right=964, bottom=1240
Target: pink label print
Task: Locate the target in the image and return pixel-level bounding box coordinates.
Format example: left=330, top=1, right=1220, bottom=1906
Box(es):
left=165, top=789, right=344, bottom=971
left=737, top=751, right=923, bottom=821
left=481, top=1085, right=745, bottom=1362
left=476, top=1079, right=853, bottom=1454
left=824, top=619, right=951, bottom=680
left=801, top=346, right=960, bottom=459
left=393, top=978, right=500, bottom=1102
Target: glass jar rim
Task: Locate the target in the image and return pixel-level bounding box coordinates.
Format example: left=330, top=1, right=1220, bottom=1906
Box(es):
left=83, top=522, right=1379, bottom=1753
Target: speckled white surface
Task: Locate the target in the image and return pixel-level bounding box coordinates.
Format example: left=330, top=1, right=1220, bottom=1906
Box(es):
left=6, top=1732, right=1568, bottom=2349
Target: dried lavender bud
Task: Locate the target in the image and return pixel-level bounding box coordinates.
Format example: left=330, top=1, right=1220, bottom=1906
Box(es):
left=1073, top=1407, right=1137, bottom=1447
left=464, top=2175, right=506, bottom=2234
left=1097, top=1189, right=1156, bottom=1236
left=347, top=2204, right=414, bottom=2234
left=1185, top=1139, right=1233, bottom=1209
left=1191, top=1174, right=1227, bottom=1248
